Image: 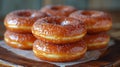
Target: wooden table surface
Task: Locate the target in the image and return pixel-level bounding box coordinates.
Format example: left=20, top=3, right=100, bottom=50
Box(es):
left=0, top=11, right=120, bottom=67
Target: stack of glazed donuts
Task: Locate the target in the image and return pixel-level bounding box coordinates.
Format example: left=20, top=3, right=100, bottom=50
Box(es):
left=4, top=5, right=112, bottom=62
left=4, top=10, right=47, bottom=49
left=69, top=10, right=112, bottom=50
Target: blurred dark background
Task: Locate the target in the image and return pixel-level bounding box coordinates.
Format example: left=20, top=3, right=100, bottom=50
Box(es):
left=0, top=0, right=120, bottom=39
left=0, top=0, right=120, bottom=18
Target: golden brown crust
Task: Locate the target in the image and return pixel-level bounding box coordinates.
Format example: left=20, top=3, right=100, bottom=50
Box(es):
left=69, top=10, right=112, bottom=33
left=33, top=39, right=87, bottom=62
left=4, top=10, right=47, bottom=33
left=40, top=5, right=77, bottom=16
left=32, top=16, right=87, bottom=44
left=83, top=33, right=110, bottom=50
left=4, top=30, right=36, bottom=50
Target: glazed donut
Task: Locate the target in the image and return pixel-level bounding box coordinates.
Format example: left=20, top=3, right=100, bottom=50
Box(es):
left=4, top=10, right=47, bottom=33
left=83, top=33, right=110, bottom=50
left=40, top=5, right=77, bottom=16
left=4, top=30, right=36, bottom=50
left=69, top=10, right=112, bottom=33
left=32, top=16, right=87, bottom=44
left=33, top=39, right=87, bottom=62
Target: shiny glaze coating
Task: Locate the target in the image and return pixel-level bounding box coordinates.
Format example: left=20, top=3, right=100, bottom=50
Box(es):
left=4, top=10, right=47, bottom=33
left=69, top=10, right=112, bottom=33
left=33, top=39, right=87, bottom=62
left=40, top=5, right=77, bottom=16
left=83, top=33, right=110, bottom=50
left=4, top=30, right=36, bottom=50
left=32, top=16, right=87, bottom=44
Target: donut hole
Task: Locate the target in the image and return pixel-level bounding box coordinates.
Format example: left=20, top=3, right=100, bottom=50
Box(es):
left=47, top=18, right=71, bottom=26
left=47, top=19, right=62, bottom=25
left=17, top=11, right=31, bottom=17
left=51, top=6, right=62, bottom=11
left=81, top=11, right=93, bottom=16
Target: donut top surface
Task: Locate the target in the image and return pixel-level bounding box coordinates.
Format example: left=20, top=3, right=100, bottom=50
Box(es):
left=4, top=10, right=47, bottom=26
left=40, top=5, right=77, bottom=16
left=69, top=10, right=112, bottom=33
left=69, top=10, right=112, bottom=22
left=32, top=16, right=86, bottom=37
